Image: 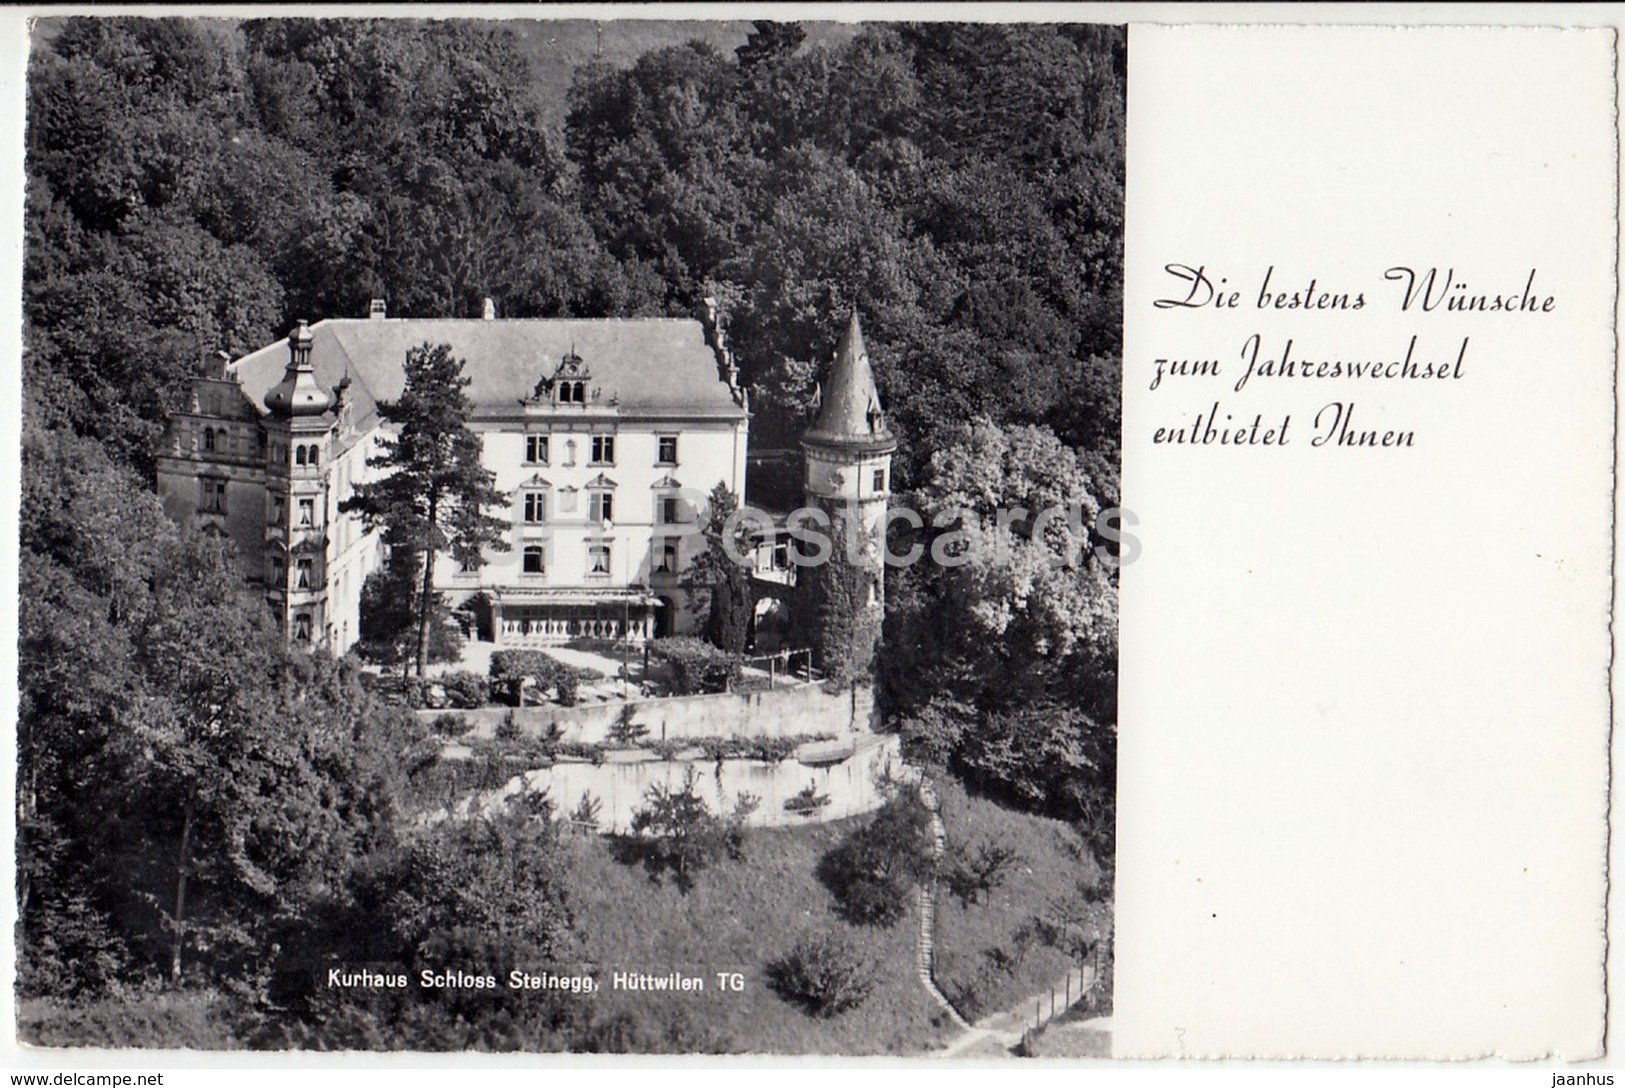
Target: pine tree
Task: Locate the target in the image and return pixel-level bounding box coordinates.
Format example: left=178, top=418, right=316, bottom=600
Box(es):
left=688, top=483, right=754, bottom=654
left=341, top=342, right=509, bottom=676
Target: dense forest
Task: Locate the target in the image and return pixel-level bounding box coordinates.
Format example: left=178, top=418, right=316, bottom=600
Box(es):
left=19, top=17, right=1123, bottom=1049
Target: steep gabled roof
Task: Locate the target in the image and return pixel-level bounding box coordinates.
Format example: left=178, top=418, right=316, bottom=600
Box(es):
left=229, top=317, right=746, bottom=424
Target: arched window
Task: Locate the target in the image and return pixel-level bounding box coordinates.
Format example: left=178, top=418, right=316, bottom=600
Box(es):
left=202, top=429, right=216, bottom=452
left=308, top=445, right=319, bottom=466
left=295, top=445, right=307, bottom=466
left=523, top=545, right=545, bottom=575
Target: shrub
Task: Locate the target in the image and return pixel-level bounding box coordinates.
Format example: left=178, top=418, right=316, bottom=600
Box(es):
left=515, top=788, right=557, bottom=823
left=489, top=650, right=597, bottom=706
left=725, top=793, right=759, bottom=860
left=551, top=741, right=606, bottom=765
left=496, top=710, right=522, bottom=741
left=766, top=931, right=876, bottom=1018
left=437, top=670, right=490, bottom=708
left=608, top=706, right=649, bottom=747
left=783, top=781, right=831, bottom=817
left=816, top=792, right=937, bottom=926
left=556, top=674, right=582, bottom=707
left=650, top=637, right=742, bottom=695
left=430, top=712, right=475, bottom=738
left=626, top=767, right=729, bottom=892
left=695, top=734, right=825, bottom=763
left=569, top=792, right=603, bottom=831
left=945, top=841, right=1018, bottom=907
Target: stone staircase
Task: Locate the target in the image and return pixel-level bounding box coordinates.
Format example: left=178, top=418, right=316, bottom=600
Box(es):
left=915, top=778, right=971, bottom=1031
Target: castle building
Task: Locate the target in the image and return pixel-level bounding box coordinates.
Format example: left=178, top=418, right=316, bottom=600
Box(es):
left=157, top=302, right=749, bottom=654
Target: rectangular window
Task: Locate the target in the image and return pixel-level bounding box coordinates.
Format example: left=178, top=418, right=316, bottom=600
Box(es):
left=590, top=435, right=615, bottom=464
left=560, top=489, right=579, bottom=514
left=660, top=496, right=680, bottom=525
left=589, top=492, right=614, bottom=522
left=295, top=558, right=314, bottom=590
left=656, top=540, right=679, bottom=574
left=657, top=435, right=678, bottom=465
left=298, top=498, right=315, bottom=527
left=526, top=435, right=549, bottom=464
left=524, top=492, right=547, bottom=523
left=201, top=478, right=227, bottom=514
left=589, top=544, right=611, bottom=575
left=523, top=546, right=546, bottom=575
left=872, top=468, right=886, bottom=492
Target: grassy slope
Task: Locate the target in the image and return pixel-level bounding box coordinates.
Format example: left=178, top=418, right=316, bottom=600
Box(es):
left=929, top=777, right=1110, bottom=1022
left=563, top=816, right=951, bottom=1055
left=17, top=789, right=1104, bottom=1053
left=563, top=780, right=1107, bottom=1053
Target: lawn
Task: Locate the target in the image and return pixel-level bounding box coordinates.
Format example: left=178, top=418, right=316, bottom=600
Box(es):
left=557, top=777, right=1112, bottom=1052
left=561, top=817, right=953, bottom=1055
left=928, top=777, right=1113, bottom=1023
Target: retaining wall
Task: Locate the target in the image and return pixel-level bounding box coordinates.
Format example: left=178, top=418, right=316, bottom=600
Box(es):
left=466, top=732, right=904, bottom=833
left=425, top=682, right=877, bottom=745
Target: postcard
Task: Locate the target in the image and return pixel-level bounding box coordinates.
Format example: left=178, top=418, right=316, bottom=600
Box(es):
left=4, top=3, right=1618, bottom=1069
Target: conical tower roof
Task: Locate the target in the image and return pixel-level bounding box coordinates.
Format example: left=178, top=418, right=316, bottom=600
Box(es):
left=803, top=310, right=896, bottom=454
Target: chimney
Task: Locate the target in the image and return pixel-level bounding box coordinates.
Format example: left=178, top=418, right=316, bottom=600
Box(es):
left=482, top=297, right=496, bottom=321
left=368, top=299, right=387, bottom=320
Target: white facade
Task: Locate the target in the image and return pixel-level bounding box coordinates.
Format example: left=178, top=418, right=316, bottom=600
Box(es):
left=157, top=307, right=749, bottom=654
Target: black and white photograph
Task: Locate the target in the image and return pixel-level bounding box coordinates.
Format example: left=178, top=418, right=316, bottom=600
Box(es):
left=13, top=3, right=1622, bottom=1077
left=14, top=12, right=1123, bottom=1057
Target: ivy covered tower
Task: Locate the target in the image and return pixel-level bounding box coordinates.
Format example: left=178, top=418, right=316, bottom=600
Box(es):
left=799, top=310, right=897, bottom=680
left=262, top=320, right=337, bottom=647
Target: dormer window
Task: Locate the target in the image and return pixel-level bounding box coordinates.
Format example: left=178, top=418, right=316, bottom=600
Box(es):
left=548, top=350, right=591, bottom=405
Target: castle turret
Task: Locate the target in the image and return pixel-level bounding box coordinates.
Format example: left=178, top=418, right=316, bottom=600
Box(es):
left=263, top=320, right=337, bottom=648
left=799, top=310, right=896, bottom=678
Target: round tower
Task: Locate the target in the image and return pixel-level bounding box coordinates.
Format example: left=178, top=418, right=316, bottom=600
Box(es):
left=799, top=310, right=896, bottom=678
